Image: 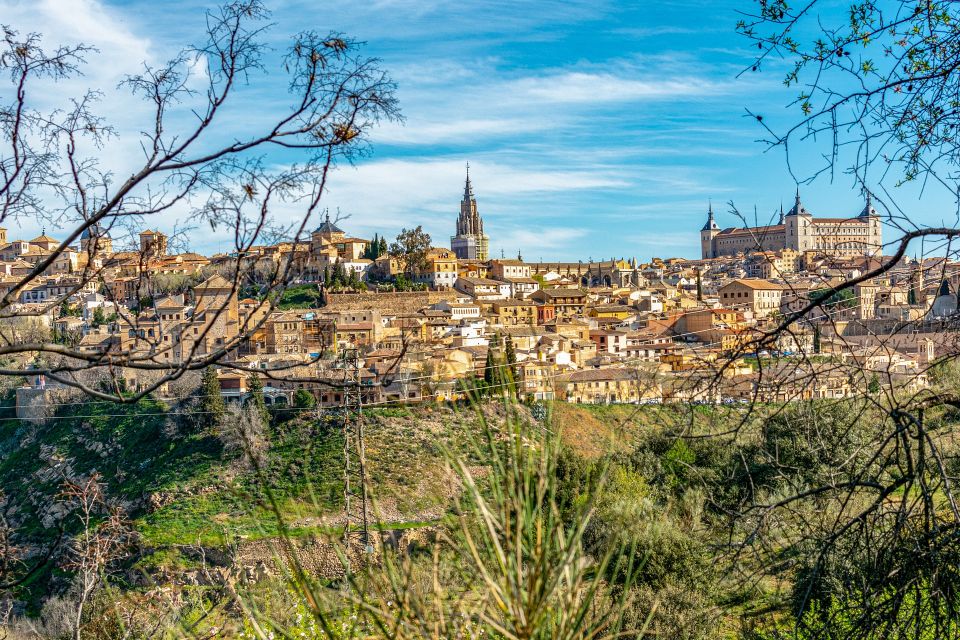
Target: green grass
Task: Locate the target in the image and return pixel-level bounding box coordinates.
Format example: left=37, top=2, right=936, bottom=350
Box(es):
left=138, top=492, right=304, bottom=546
left=0, top=396, right=229, bottom=605
left=138, top=488, right=443, bottom=547
left=277, top=284, right=324, bottom=309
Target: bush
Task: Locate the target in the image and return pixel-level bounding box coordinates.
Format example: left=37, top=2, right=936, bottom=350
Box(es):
left=293, top=389, right=316, bottom=410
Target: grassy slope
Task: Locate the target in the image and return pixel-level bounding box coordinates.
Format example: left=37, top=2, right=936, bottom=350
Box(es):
left=2, top=394, right=764, bottom=622
left=136, top=403, right=487, bottom=547
left=0, top=396, right=225, bottom=604
left=1, top=398, right=741, bottom=553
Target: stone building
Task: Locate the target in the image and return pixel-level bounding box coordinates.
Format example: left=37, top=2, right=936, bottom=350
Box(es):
left=718, top=278, right=785, bottom=319
left=530, top=258, right=645, bottom=288
left=701, top=191, right=882, bottom=259
left=139, top=229, right=168, bottom=257
left=450, top=164, right=489, bottom=261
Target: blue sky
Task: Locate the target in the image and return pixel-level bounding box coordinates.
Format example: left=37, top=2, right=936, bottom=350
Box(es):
left=1, top=0, right=946, bottom=259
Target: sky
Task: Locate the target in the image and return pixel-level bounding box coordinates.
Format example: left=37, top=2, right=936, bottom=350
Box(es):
left=0, top=0, right=948, bottom=260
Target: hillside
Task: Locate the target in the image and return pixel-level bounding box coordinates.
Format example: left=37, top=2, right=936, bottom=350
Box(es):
left=0, top=396, right=520, bottom=609
left=3, top=391, right=955, bottom=639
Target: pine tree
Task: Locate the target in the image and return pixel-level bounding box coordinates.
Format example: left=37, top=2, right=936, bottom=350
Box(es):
left=200, top=367, right=226, bottom=426
left=246, top=373, right=270, bottom=426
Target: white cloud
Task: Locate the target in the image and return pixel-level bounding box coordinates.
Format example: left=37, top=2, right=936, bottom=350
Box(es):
left=508, top=72, right=719, bottom=105
left=287, top=157, right=630, bottom=253
left=2, top=0, right=152, bottom=92
left=372, top=60, right=730, bottom=151
left=373, top=116, right=551, bottom=145
left=497, top=227, right=585, bottom=255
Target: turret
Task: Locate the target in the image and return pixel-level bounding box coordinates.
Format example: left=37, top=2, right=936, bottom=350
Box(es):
left=784, top=188, right=813, bottom=252
left=785, top=187, right=812, bottom=218
left=859, top=191, right=882, bottom=256
left=859, top=191, right=878, bottom=218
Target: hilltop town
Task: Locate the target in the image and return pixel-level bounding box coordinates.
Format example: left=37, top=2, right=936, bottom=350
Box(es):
left=2, top=168, right=948, bottom=413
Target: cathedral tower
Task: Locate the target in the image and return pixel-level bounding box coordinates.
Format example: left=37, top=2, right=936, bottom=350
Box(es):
left=700, top=201, right=719, bottom=259
left=451, top=164, right=490, bottom=261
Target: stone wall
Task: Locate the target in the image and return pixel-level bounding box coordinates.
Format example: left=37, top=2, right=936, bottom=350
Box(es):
left=325, top=291, right=458, bottom=315
left=15, top=387, right=75, bottom=423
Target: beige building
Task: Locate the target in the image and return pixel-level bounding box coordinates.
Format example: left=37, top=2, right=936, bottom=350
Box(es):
left=492, top=300, right=537, bottom=326
left=416, top=248, right=458, bottom=289
left=561, top=367, right=661, bottom=404
left=308, top=212, right=370, bottom=273
left=488, top=258, right=531, bottom=280
left=701, top=192, right=881, bottom=260
left=718, top=279, right=784, bottom=318
left=530, top=288, right=588, bottom=319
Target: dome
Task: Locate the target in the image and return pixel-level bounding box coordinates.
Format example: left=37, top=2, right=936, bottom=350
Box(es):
left=80, top=223, right=108, bottom=240
left=313, top=219, right=344, bottom=234
left=313, top=209, right=344, bottom=234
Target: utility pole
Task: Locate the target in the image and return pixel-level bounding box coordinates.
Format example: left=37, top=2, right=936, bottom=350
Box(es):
left=338, top=347, right=370, bottom=572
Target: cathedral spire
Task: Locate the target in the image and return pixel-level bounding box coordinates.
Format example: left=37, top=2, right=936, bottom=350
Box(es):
left=464, top=162, right=474, bottom=201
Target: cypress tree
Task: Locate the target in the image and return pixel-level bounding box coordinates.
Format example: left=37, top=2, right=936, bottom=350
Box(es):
left=503, top=335, right=520, bottom=396
left=246, top=373, right=270, bottom=426
left=200, top=367, right=225, bottom=426
left=378, top=237, right=388, bottom=258
left=483, top=346, right=497, bottom=391
left=504, top=334, right=518, bottom=389
left=696, top=268, right=703, bottom=301
left=333, top=261, right=347, bottom=287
